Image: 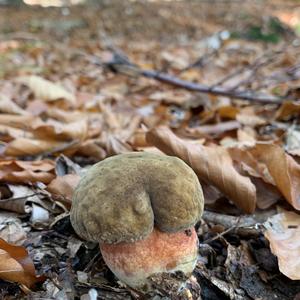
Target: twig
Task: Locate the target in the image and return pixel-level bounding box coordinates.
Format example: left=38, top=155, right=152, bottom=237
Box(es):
left=202, top=210, right=264, bottom=238
left=202, top=210, right=257, bottom=228
left=105, top=55, right=283, bottom=104
left=141, top=68, right=282, bottom=104
left=202, top=224, right=239, bottom=244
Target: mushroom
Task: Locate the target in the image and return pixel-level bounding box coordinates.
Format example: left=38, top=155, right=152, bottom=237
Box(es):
left=70, top=152, right=204, bottom=292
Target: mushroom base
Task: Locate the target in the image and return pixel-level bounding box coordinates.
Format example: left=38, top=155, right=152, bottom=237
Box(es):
left=99, top=227, right=198, bottom=292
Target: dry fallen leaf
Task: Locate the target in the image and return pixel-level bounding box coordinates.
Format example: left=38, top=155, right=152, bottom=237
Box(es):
left=0, top=124, right=33, bottom=141
left=0, top=238, right=44, bottom=288
left=0, top=184, right=37, bottom=214
left=31, top=119, right=88, bottom=141
left=217, top=106, right=239, bottom=119
left=146, top=126, right=256, bottom=213
left=236, top=113, right=266, bottom=127
left=47, top=174, right=81, bottom=208
left=0, top=212, right=27, bottom=245
left=0, top=95, right=28, bottom=115
left=285, top=127, right=300, bottom=155
left=17, top=75, right=76, bottom=104
left=46, top=107, right=88, bottom=123
left=0, top=114, right=36, bottom=130
left=229, top=143, right=300, bottom=210
left=4, top=137, right=68, bottom=157
left=0, top=160, right=55, bottom=184
left=74, top=139, right=106, bottom=160
left=264, top=211, right=300, bottom=280
left=275, top=101, right=300, bottom=120
left=179, top=121, right=240, bottom=138
left=148, top=90, right=192, bottom=105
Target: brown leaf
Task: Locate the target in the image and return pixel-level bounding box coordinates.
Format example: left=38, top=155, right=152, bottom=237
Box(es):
left=0, top=95, right=28, bottom=115
left=46, top=107, right=87, bottom=123
left=148, top=90, right=192, bottom=105
left=0, top=114, right=36, bottom=130
left=252, top=178, right=281, bottom=209
left=229, top=143, right=300, bottom=210
left=0, top=160, right=55, bottom=184
left=264, top=211, right=300, bottom=280
left=74, top=140, right=106, bottom=160
left=0, top=125, right=33, bottom=141
left=0, top=184, right=37, bottom=214
left=236, top=113, right=266, bottom=127
left=4, top=138, right=66, bottom=157
left=146, top=126, right=256, bottom=213
left=217, top=106, right=239, bottom=119
left=275, top=101, right=300, bottom=120
left=31, top=119, right=88, bottom=141
left=105, top=134, right=133, bottom=156
left=179, top=121, right=240, bottom=138
left=0, top=238, right=44, bottom=288
left=0, top=212, right=27, bottom=245
left=237, top=127, right=256, bottom=143
left=17, top=75, right=76, bottom=104
left=47, top=174, right=81, bottom=207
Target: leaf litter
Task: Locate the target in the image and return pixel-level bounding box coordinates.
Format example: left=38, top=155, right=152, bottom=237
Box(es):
left=1, top=0, right=300, bottom=299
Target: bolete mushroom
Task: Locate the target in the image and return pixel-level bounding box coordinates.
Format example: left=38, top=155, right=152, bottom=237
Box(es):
left=70, top=152, right=204, bottom=292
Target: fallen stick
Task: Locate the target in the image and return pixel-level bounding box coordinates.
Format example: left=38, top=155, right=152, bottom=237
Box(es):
left=141, top=69, right=281, bottom=104
left=105, top=54, right=284, bottom=104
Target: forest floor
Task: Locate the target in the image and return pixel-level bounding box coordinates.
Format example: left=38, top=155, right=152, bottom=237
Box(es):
left=1, top=0, right=300, bottom=299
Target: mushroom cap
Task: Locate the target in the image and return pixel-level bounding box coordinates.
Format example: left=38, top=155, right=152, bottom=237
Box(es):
left=70, top=152, right=204, bottom=244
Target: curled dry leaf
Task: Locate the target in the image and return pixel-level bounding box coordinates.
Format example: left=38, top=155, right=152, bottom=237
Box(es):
left=17, top=75, right=76, bottom=104
left=148, top=90, right=192, bottom=105
left=74, top=139, right=106, bottom=160
left=285, top=127, right=300, bottom=155
left=236, top=113, right=266, bottom=127
left=146, top=126, right=256, bottom=213
left=0, top=238, right=44, bottom=288
left=229, top=143, right=300, bottom=210
left=264, top=211, right=300, bottom=280
left=105, top=134, right=133, bottom=156
left=253, top=178, right=281, bottom=210
left=0, top=160, right=55, bottom=184
left=275, top=101, right=300, bottom=120
left=0, top=212, right=27, bottom=245
left=0, top=95, right=28, bottom=115
left=178, top=121, right=241, bottom=138
left=217, top=106, right=239, bottom=119
left=46, top=107, right=87, bottom=123
left=0, top=184, right=37, bottom=214
left=0, top=114, right=36, bottom=130
left=4, top=138, right=66, bottom=157
left=47, top=174, right=81, bottom=208
left=31, top=119, right=88, bottom=141
left=0, top=124, right=33, bottom=141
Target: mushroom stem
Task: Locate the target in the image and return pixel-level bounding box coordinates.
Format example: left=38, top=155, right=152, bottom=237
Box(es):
left=99, top=227, right=199, bottom=291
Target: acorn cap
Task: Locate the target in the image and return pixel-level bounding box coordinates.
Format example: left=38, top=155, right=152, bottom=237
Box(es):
left=70, top=152, right=204, bottom=244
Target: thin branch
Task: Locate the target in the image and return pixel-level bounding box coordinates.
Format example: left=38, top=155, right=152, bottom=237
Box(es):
left=140, top=68, right=282, bottom=104
left=105, top=55, right=283, bottom=104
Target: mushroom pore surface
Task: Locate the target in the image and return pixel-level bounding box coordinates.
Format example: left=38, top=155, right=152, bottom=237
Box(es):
left=70, top=152, right=204, bottom=244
